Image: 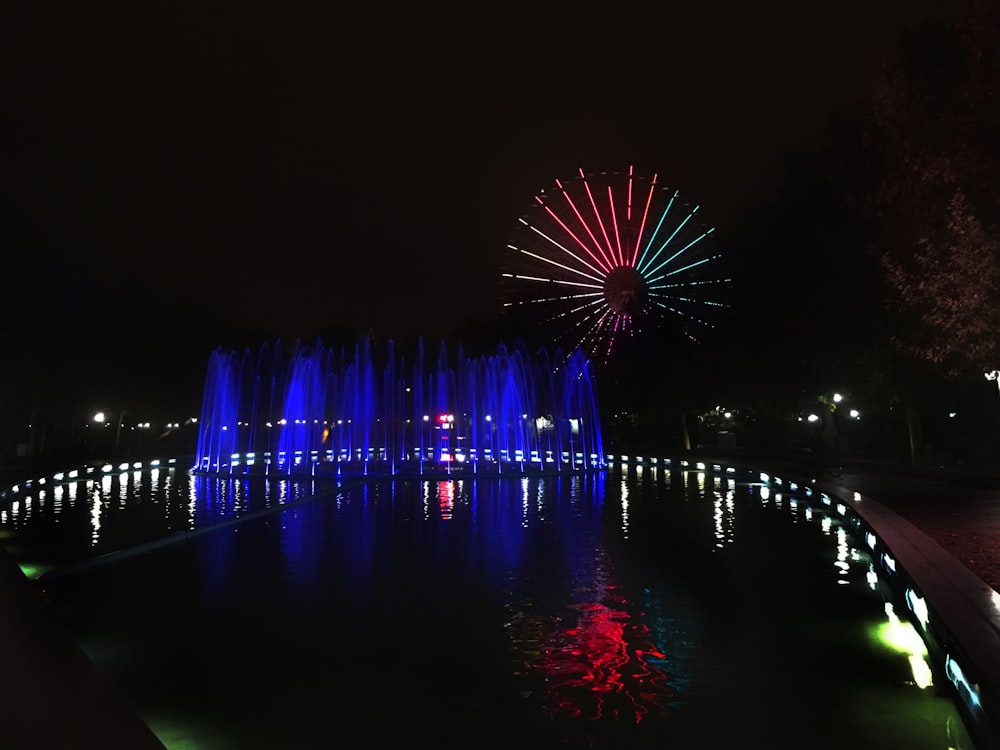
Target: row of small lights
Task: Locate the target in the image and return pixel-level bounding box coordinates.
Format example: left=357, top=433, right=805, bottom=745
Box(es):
left=230, top=414, right=536, bottom=427
left=91, top=413, right=198, bottom=430
left=219, top=414, right=558, bottom=432
left=802, top=393, right=861, bottom=422
left=0, top=457, right=179, bottom=500
left=708, top=394, right=863, bottom=425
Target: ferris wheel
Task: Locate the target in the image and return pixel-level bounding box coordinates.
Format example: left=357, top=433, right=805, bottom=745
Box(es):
left=502, top=166, right=730, bottom=361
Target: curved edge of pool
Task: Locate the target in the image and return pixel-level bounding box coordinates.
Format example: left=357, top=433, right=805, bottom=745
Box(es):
left=825, top=477, right=1000, bottom=750
left=704, top=457, right=1000, bottom=750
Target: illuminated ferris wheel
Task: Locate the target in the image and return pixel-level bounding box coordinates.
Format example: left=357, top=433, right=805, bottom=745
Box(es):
left=502, top=166, right=730, bottom=361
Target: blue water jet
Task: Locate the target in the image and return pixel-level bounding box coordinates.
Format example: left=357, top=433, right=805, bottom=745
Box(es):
left=194, top=338, right=605, bottom=476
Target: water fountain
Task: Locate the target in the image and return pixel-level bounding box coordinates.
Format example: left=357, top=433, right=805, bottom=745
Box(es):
left=194, top=338, right=605, bottom=476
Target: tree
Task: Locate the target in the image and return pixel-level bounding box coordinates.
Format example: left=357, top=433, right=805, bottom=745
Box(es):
left=881, top=191, right=1000, bottom=374
left=843, top=1, right=1000, bottom=462
left=866, top=2, right=1000, bottom=378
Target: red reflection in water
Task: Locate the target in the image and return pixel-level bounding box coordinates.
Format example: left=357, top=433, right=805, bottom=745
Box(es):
left=527, top=589, right=674, bottom=723
left=438, top=480, right=454, bottom=520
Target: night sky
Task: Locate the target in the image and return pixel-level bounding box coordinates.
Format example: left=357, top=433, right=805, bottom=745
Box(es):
left=0, top=1, right=974, bottom=414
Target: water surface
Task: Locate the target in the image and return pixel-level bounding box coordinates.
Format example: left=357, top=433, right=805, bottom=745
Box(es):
left=2, top=462, right=975, bottom=749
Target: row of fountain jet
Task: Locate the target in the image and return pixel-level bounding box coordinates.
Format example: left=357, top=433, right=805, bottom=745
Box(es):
left=194, top=338, right=605, bottom=476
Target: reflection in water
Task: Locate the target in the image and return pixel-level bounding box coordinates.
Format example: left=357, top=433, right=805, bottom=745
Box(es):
left=438, top=480, right=454, bottom=520
left=504, top=472, right=686, bottom=735
left=528, top=585, right=676, bottom=724
left=89, top=489, right=102, bottom=546
left=619, top=478, right=629, bottom=539
left=713, top=480, right=735, bottom=549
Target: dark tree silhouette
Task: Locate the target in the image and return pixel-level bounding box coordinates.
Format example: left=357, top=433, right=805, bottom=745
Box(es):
left=865, top=0, right=1000, bottom=378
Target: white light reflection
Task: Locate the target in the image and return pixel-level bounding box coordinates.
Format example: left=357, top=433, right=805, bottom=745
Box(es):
left=521, top=477, right=530, bottom=528
left=866, top=564, right=878, bottom=590
left=882, top=553, right=897, bottom=574
left=906, top=588, right=929, bottom=631
left=120, top=472, right=130, bottom=508
left=620, top=478, right=629, bottom=538
left=90, top=489, right=102, bottom=546
left=713, top=487, right=735, bottom=549
left=187, top=477, right=197, bottom=529
left=834, top=527, right=850, bottom=584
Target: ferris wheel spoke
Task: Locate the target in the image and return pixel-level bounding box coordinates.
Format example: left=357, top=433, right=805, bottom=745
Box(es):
left=644, top=231, right=717, bottom=278
left=579, top=169, right=618, bottom=269
left=631, top=174, right=658, bottom=267
left=551, top=179, right=617, bottom=272
left=638, top=205, right=701, bottom=275
left=636, top=189, right=676, bottom=270
left=608, top=185, right=625, bottom=266
left=516, top=219, right=610, bottom=278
